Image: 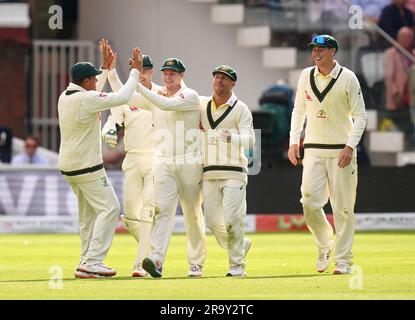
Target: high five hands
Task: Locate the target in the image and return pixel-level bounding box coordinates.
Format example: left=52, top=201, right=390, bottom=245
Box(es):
left=100, top=39, right=142, bottom=72
left=99, top=39, right=116, bottom=70
left=129, top=47, right=143, bottom=72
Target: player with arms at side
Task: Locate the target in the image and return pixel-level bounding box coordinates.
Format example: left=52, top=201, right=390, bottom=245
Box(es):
left=200, top=65, right=255, bottom=277
left=288, top=35, right=367, bottom=274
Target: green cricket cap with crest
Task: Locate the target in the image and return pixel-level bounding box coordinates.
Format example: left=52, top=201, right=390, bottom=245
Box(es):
left=212, top=65, right=237, bottom=81
left=160, top=58, right=186, bottom=72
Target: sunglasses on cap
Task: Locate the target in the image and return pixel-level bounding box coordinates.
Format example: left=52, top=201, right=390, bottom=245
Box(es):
left=309, top=34, right=338, bottom=52
left=312, top=35, right=330, bottom=45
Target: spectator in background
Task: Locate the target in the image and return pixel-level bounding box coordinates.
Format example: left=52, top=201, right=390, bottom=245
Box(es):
left=405, top=0, right=415, bottom=13
left=309, top=0, right=349, bottom=24
left=351, top=0, right=391, bottom=23
left=0, top=125, right=13, bottom=163
left=384, top=26, right=415, bottom=149
left=378, top=0, right=414, bottom=40
left=12, top=135, right=49, bottom=165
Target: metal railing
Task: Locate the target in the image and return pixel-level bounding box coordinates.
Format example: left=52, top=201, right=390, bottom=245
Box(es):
left=31, top=40, right=96, bottom=152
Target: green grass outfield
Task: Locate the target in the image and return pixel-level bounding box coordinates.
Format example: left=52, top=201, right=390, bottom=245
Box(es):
left=0, top=232, right=414, bottom=300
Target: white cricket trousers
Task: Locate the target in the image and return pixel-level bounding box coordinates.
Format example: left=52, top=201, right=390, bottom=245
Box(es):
left=64, top=170, right=120, bottom=266
left=149, top=161, right=207, bottom=267
left=300, top=156, right=358, bottom=265
left=122, top=152, right=154, bottom=267
left=202, top=179, right=247, bottom=267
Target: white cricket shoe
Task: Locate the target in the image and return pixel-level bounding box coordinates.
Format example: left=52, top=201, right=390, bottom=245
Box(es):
left=188, top=264, right=203, bottom=277
left=74, top=271, right=109, bottom=279
left=244, top=238, right=252, bottom=258
left=226, top=265, right=246, bottom=277
left=76, top=262, right=86, bottom=272
left=333, top=262, right=352, bottom=275
left=78, top=263, right=116, bottom=277
left=132, top=264, right=148, bottom=277
left=316, top=240, right=334, bottom=273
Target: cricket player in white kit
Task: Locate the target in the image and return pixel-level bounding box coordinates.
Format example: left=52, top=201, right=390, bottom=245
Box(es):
left=288, top=35, right=367, bottom=274
left=106, top=57, right=206, bottom=278
left=101, top=51, right=161, bottom=277
left=58, top=45, right=143, bottom=279
left=200, top=66, right=255, bottom=277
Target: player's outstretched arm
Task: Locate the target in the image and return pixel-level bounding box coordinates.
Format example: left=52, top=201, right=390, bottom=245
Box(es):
left=107, top=68, right=152, bottom=110
left=137, top=82, right=200, bottom=111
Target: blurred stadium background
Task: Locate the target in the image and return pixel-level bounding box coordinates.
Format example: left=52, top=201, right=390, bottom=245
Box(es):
left=0, top=0, right=414, bottom=235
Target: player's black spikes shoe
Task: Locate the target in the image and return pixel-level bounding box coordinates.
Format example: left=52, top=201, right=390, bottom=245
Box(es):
left=142, top=257, right=163, bottom=278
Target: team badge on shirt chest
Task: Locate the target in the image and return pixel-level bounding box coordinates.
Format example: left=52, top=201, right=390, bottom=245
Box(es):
left=317, top=109, right=327, bottom=119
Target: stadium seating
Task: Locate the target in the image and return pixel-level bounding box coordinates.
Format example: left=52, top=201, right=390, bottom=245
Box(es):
left=197, top=0, right=415, bottom=166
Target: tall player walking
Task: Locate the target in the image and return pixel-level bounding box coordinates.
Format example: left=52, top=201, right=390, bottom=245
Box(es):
left=288, top=35, right=367, bottom=274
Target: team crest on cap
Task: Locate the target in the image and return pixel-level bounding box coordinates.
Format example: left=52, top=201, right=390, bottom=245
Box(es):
left=166, top=60, right=175, bottom=66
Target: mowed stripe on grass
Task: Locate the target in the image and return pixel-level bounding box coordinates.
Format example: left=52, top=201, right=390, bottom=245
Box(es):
left=0, top=232, right=414, bottom=299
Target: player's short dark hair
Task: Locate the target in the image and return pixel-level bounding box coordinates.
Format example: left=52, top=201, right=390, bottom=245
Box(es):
left=72, top=78, right=84, bottom=86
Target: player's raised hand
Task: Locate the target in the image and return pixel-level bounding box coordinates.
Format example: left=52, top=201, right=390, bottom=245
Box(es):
left=99, top=39, right=107, bottom=53
left=288, top=144, right=300, bottom=166
left=106, top=44, right=116, bottom=69
left=129, top=47, right=143, bottom=72
left=108, top=47, right=117, bottom=70
left=100, top=39, right=113, bottom=70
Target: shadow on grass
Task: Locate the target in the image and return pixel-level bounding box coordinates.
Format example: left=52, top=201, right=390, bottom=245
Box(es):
left=0, top=273, right=330, bottom=283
